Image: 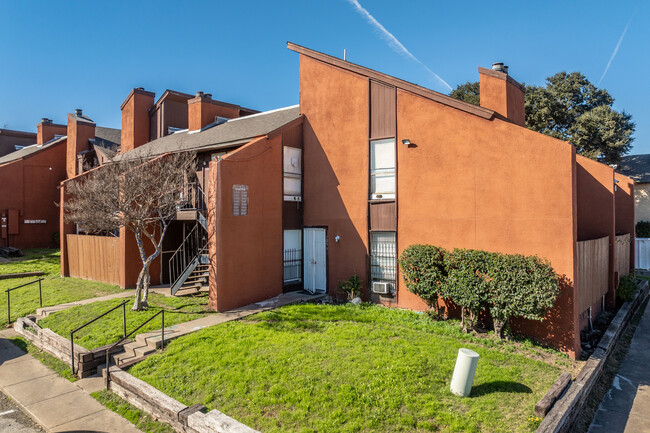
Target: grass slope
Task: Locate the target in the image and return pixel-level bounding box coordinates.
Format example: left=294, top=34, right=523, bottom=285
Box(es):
left=0, top=249, right=122, bottom=326
left=131, top=303, right=568, bottom=433
left=92, top=389, right=175, bottom=433
left=40, top=293, right=212, bottom=349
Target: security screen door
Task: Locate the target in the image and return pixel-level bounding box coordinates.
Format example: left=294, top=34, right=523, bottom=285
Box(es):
left=303, top=228, right=327, bottom=294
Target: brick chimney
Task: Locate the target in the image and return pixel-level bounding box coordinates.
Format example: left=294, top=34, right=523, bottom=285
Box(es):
left=66, top=109, right=95, bottom=178
left=187, top=91, right=240, bottom=131
left=479, top=63, right=526, bottom=126
left=121, top=87, right=155, bottom=153
left=36, top=118, right=66, bottom=145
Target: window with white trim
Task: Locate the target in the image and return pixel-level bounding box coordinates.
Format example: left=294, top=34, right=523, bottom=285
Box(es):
left=370, top=231, right=396, bottom=283
left=370, top=138, right=395, bottom=199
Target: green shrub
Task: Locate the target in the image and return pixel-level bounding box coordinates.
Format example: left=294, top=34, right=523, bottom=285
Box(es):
left=338, top=273, right=363, bottom=301
left=618, top=272, right=638, bottom=302
left=486, top=254, right=560, bottom=339
left=444, top=249, right=494, bottom=332
left=398, top=245, right=448, bottom=308
left=636, top=221, right=650, bottom=238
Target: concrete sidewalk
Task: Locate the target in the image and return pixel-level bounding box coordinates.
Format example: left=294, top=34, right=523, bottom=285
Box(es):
left=35, top=290, right=137, bottom=318
left=0, top=329, right=140, bottom=433
left=588, top=301, right=650, bottom=433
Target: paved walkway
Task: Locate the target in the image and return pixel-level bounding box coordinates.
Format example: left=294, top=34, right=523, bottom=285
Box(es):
left=0, top=329, right=140, bottom=433
left=588, top=301, right=650, bottom=433
left=35, top=290, right=137, bottom=318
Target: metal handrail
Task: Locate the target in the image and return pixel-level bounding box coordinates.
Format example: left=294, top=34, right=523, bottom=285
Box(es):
left=69, top=299, right=128, bottom=374
left=105, top=308, right=165, bottom=389
left=168, top=222, right=207, bottom=292
left=177, top=181, right=207, bottom=213
left=5, top=278, right=44, bottom=324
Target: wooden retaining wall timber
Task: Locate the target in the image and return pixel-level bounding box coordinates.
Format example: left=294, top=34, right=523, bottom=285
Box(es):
left=536, top=279, right=649, bottom=433
left=13, top=317, right=126, bottom=378
left=66, top=234, right=120, bottom=285
left=106, top=366, right=260, bottom=433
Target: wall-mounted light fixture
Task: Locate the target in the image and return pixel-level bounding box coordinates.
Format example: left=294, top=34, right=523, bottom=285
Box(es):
left=401, top=139, right=411, bottom=146
left=614, top=178, right=619, bottom=192
left=335, top=235, right=341, bottom=243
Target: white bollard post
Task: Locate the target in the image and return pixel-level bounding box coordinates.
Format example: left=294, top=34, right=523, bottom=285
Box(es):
left=450, top=348, right=480, bottom=397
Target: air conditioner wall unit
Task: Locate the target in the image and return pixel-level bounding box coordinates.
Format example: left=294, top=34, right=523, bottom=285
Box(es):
left=372, top=281, right=392, bottom=295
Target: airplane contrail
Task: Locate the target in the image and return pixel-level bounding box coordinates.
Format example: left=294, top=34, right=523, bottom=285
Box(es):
left=345, top=0, right=453, bottom=91
left=598, top=9, right=636, bottom=86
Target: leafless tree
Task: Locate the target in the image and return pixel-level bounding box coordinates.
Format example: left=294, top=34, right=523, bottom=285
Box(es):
left=64, top=151, right=197, bottom=310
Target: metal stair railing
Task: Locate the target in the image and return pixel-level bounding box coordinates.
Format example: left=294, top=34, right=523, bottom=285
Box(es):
left=168, top=223, right=208, bottom=295
left=105, top=308, right=165, bottom=389
left=177, top=182, right=207, bottom=213
left=5, top=278, right=44, bottom=324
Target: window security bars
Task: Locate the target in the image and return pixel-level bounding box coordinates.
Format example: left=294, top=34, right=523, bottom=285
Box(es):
left=370, top=237, right=396, bottom=283
left=5, top=279, right=43, bottom=324
left=283, top=249, right=303, bottom=283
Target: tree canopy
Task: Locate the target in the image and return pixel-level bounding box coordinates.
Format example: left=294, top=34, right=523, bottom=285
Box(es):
left=451, top=72, right=635, bottom=164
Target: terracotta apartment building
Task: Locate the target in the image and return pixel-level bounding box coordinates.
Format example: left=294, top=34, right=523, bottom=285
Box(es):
left=59, top=43, right=634, bottom=358
left=0, top=116, right=119, bottom=249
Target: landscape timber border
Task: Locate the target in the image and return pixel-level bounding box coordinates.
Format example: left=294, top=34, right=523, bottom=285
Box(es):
left=535, top=279, right=649, bottom=433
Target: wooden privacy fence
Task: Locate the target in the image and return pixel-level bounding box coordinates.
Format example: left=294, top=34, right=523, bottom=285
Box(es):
left=67, top=234, right=120, bottom=285
left=615, top=234, right=631, bottom=278
left=576, top=236, right=609, bottom=314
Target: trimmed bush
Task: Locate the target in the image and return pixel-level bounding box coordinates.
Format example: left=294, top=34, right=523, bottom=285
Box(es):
left=444, top=249, right=494, bottom=332
left=400, top=244, right=561, bottom=340
left=398, top=245, right=447, bottom=308
left=486, top=254, right=560, bottom=339
left=636, top=221, right=650, bottom=238
left=617, top=272, right=638, bottom=302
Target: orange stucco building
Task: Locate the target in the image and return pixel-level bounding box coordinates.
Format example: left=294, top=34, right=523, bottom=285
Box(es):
left=58, top=44, right=634, bottom=359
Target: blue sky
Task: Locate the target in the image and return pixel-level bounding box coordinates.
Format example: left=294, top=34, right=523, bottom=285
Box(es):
left=0, top=1, right=647, bottom=153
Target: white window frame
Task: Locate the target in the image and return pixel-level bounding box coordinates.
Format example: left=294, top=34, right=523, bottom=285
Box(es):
left=370, top=138, right=395, bottom=200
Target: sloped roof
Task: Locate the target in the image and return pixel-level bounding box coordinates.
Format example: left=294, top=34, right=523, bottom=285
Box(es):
left=117, top=105, right=300, bottom=160
left=0, top=135, right=66, bottom=165
left=616, top=154, right=650, bottom=183
left=93, top=126, right=121, bottom=153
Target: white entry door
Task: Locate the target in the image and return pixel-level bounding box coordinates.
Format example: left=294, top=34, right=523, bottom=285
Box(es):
left=304, top=228, right=327, bottom=294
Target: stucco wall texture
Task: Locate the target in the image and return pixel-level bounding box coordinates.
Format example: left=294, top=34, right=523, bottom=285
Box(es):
left=209, top=135, right=284, bottom=312
left=0, top=139, right=67, bottom=248
left=296, top=53, right=636, bottom=358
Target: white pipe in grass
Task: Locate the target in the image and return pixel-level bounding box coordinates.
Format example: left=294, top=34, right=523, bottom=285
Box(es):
left=450, top=348, right=480, bottom=397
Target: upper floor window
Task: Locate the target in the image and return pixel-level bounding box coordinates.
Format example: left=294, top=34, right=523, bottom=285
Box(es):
left=370, top=138, right=395, bottom=200
left=284, top=146, right=302, bottom=202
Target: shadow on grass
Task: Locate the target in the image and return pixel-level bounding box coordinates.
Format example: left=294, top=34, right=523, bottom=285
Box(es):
left=470, top=381, right=532, bottom=397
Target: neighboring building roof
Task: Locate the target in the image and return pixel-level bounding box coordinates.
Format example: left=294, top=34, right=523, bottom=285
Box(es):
left=0, top=128, right=37, bottom=140
left=287, top=42, right=495, bottom=121
left=93, top=126, right=121, bottom=152
left=616, top=154, right=650, bottom=183
left=0, top=135, right=66, bottom=165
left=117, top=105, right=301, bottom=160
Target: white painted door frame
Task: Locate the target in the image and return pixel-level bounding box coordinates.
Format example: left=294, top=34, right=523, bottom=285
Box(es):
left=304, top=227, right=327, bottom=294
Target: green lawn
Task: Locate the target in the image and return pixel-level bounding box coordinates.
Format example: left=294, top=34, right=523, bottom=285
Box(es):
left=0, top=249, right=123, bottom=326
left=39, top=293, right=212, bottom=349
left=130, top=304, right=569, bottom=433
left=92, top=389, right=175, bottom=433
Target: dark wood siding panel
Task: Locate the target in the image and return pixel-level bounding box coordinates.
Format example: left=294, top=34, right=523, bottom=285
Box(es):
left=369, top=201, right=396, bottom=231
left=370, top=81, right=396, bottom=139
left=283, top=201, right=302, bottom=229
left=282, top=123, right=303, bottom=149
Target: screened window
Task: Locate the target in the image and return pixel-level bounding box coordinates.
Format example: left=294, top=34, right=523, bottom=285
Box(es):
left=370, top=231, right=396, bottom=282
left=284, top=147, right=302, bottom=201
left=370, top=138, right=395, bottom=199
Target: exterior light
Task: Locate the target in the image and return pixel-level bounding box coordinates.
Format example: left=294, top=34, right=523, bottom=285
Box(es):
left=335, top=235, right=340, bottom=243
left=401, top=139, right=411, bottom=146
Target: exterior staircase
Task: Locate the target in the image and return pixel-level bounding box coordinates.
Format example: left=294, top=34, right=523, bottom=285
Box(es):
left=174, top=257, right=209, bottom=296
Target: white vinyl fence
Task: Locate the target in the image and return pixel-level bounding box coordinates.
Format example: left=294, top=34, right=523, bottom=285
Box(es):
left=636, top=238, right=650, bottom=270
